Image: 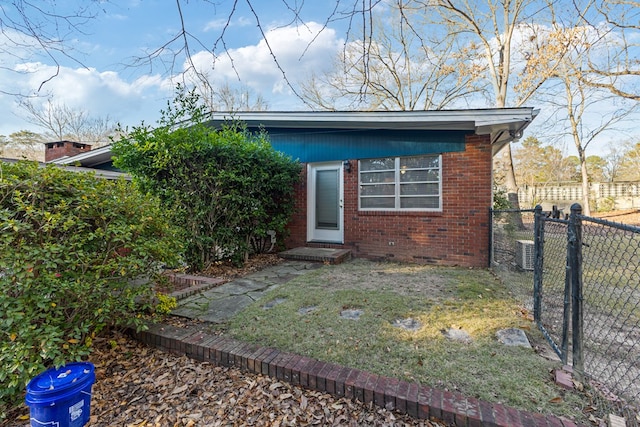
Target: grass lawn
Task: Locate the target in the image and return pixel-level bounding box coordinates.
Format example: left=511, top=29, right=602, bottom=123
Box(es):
left=226, top=259, right=591, bottom=422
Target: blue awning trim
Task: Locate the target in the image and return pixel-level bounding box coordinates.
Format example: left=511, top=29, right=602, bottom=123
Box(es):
left=253, top=128, right=469, bottom=163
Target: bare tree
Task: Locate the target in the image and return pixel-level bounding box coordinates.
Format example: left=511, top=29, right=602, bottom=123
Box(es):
left=132, top=0, right=382, bottom=107
left=575, top=0, right=639, bottom=101
left=406, top=0, right=577, bottom=215
left=0, top=1, right=103, bottom=94
left=603, top=141, right=629, bottom=182
left=538, top=24, right=639, bottom=214
left=193, top=80, right=269, bottom=112
left=300, top=1, right=483, bottom=111
left=18, top=98, right=116, bottom=146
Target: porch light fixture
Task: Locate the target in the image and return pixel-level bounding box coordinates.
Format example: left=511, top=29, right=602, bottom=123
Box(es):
left=343, top=159, right=352, bottom=173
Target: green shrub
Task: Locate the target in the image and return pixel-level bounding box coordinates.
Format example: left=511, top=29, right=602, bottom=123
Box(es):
left=596, top=196, right=616, bottom=212
left=0, top=161, right=182, bottom=416
left=113, top=87, right=301, bottom=270
left=493, top=186, right=512, bottom=210
left=155, top=293, right=177, bottom=314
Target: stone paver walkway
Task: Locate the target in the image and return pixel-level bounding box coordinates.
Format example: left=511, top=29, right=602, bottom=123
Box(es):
left=171, top=260, right=322, bottom=323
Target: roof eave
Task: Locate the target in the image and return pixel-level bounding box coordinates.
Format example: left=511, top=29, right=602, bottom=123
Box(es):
left=50, top=145, right=113, bottom=167
left=208, top=108, right=536, bottom=132
left=52, top=108, right=539, bottom=166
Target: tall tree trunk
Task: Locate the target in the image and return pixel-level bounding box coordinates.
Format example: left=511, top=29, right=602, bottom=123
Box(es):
left=578, top=149, right=591, bottom=215
left=502, top=144, right=525, bottom=228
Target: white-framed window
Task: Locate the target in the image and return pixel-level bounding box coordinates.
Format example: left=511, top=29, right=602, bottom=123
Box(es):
left=359, top=155, right=441, bottom=211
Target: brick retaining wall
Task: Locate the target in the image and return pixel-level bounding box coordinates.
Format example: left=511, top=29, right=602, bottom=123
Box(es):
left=129, top=323, right=585, bottom=427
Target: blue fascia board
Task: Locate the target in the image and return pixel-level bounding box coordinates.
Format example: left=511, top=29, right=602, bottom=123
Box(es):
left=255, top=128, right=469, bottom=163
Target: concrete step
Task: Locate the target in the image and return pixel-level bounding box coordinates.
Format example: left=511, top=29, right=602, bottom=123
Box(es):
left=279, top=247, right=351, bottom=264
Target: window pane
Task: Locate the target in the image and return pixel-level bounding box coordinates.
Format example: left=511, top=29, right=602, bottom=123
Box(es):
left=400, top=196, right=440, bottom=209
left=400, top=183, right=439, bottom=196
left=361, top=197, right=395, bottom=209
left=359, top=155, right=441, bottom=211
left=400, top=155, right=439, bottom=169
left=360, top=171, right=395, bottom=183
left=400, top=169, right=439, bottom=182
left=361, top=183, right=395, bottom=196
left=316, top=169, right=339, bottom=229
left=360, top=158, right=395, bottom=171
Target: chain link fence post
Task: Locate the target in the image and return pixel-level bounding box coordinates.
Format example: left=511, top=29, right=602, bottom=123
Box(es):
left=533, top=205, right=543, bottom=323
left=569, top=203, right=584, bottom=376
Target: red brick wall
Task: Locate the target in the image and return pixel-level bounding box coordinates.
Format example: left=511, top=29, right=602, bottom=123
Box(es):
left=284, top=134, right=493, bottom=267
left=44, top=141, right=91, bottom=162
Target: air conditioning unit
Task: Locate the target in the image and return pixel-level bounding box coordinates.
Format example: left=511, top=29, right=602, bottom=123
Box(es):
left=515, top=240, right=535, bottom=270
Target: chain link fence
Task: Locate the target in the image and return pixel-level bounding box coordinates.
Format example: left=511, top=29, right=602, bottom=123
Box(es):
left=578, top=214, right=640, bottom=422
left=536, top=216, right=571, bottom=363
left=491, top=206, right=640, bottom=424
left=489, top=209, right=535, bottom=309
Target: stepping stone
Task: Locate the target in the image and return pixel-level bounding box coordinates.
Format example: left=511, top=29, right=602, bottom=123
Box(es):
left=496, top=328, right=532, bottom=348
left=442, top=327, right=473, bottom=344
left=270, top=273, right=299, bottom=284
left=393, top=318, right=422, bottom=331
left=262, top=297, right=287, bottom=310
left=247, top=288, right=279, bottom=301
left=298, top=306, right=317, bottom=315
left=184, top=294, right=253, bottom=323
left=219, top=279, right=269, bottom=295
left=340, top=309, right=363, bottom=320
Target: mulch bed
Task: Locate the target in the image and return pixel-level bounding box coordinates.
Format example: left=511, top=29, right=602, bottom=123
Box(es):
left=5, top=331, right=443, bottom=426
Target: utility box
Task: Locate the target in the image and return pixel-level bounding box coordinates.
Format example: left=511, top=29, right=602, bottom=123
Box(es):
left=515, top=239, right=535, bottom=270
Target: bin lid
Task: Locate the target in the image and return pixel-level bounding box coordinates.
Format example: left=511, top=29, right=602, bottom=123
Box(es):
left=26, top=362, right=95, bottom=399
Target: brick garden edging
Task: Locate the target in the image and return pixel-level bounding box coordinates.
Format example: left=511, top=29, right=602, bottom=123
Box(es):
left=129, top=323, right=585, bottom=427
left=163, top=273, right=226, bottom=300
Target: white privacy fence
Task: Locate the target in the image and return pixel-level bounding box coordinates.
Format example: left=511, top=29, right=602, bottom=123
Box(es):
left=517, top=181, right=640, bottom=210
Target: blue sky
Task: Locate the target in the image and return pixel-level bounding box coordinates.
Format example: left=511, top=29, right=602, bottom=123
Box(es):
left=0, top=0, right=350, bottom=136
left=0, top=0, right=638, bottom=157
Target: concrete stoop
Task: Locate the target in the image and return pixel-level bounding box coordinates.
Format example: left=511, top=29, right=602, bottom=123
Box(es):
left=129, top=323, right=586, bottom=427
left=279, top=247, right=351, bottom=264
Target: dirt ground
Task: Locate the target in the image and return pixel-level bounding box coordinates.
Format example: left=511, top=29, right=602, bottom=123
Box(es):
left=593, top=209, right=640, bottom=225
left=314, top=260, right=454, bottom=297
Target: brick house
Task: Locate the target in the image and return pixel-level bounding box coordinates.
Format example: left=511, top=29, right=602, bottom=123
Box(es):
left=52, top=108, right=538, bottom=268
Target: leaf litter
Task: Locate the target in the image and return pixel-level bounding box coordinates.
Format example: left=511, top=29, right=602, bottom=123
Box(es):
left=5, top=330, right=445, bottom=426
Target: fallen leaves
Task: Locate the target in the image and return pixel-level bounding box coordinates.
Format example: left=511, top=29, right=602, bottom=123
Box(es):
left=7, top=330, right=443, bottom=426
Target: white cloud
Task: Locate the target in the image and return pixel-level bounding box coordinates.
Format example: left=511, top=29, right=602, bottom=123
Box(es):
left=204, top=16, right=252, bottom=32
left=0, top=21, right=344, bottom=138
left=0, top=62, right=172, bottom=137
left=187, top=22, right=344, bottom=108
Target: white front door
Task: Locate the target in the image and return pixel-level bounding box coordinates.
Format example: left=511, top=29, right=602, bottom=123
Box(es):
left=308, top=162, right=344, bottom=243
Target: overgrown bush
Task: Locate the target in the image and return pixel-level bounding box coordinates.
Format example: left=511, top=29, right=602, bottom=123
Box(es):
left=112, top=87, right=301, bottom=270
left=493, top=186, right=512, bottom=210
left=596, top=196, right=616, bottom=212
left=0, top=161, right=181, bottom=416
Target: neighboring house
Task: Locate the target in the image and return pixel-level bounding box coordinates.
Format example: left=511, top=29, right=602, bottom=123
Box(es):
left=52, top=109, right=538, bottom=267
left=44, top=140, right=92, bottom=162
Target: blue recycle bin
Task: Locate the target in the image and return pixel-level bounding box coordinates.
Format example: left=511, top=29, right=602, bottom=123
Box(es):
left=25, top=362, right=95, bottom=427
